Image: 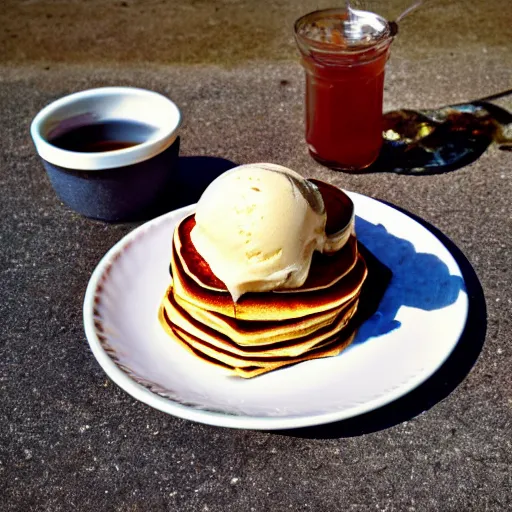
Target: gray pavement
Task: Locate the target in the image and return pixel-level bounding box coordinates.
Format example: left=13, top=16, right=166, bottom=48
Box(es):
left=1, top=0, right=511, bottom=65
left=1, top=1, right=512, bottom=511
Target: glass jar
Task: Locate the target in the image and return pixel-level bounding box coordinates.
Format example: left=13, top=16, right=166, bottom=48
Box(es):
left=295, top=8, right=393, bottom=171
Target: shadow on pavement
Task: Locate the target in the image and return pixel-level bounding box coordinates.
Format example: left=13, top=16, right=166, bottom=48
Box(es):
left=171, top=156, right=238, bottom=209
left=354, top=89, right=512, bottom=175
left=132, top=155, right=238, bottom=221
left=275, top=202, right=487, bottom=439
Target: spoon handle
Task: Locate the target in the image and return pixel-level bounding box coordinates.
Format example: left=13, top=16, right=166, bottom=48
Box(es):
left=344, top=0, right=353, bottom=21
left=395, top=0, right=425, bottom=23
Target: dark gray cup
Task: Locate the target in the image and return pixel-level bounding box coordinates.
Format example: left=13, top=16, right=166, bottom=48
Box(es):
left=30, top=87, right=182, bottom=221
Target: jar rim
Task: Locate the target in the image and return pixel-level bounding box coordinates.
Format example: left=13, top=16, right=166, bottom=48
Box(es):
left=294, top=7, right=393, bottom=56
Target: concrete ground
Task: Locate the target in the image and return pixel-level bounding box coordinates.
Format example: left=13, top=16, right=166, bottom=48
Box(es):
left=1, top=0, right=511, bottom=65
left=1, top=1, right=511, bottom=511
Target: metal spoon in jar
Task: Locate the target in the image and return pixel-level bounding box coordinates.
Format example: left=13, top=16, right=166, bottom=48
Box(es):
left=342, top=0, right=426, bottom=39
left=389, top=0, right=426, bottom=36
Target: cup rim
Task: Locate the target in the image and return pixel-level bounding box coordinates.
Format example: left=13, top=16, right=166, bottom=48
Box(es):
left=30, top=87, right=182, bottom=171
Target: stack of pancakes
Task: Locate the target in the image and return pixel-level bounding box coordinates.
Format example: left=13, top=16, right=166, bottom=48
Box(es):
left=159, top=180, right=370, bottom=378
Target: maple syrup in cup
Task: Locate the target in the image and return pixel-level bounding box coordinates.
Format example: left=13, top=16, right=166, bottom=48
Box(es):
left=295, top=8, right=393, bottom=171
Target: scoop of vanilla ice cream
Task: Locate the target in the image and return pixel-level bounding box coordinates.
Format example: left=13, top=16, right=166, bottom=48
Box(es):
left=190, top=163, right=330, bottom=301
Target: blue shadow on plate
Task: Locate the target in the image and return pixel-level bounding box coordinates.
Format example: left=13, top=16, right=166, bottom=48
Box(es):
left=352, top=216, right=465, bottom=346
left=276, top=202, right=486, bottom=439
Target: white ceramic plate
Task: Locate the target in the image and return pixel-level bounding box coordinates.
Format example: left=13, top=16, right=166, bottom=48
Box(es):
left=83, top=192, right=468, bottom=430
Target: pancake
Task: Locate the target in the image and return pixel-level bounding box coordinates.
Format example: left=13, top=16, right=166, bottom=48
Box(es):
left=171, top=242, right=368, bottom=321
left=308, top=179, right=354, bottom=237
left=160, top=291, right=359, bottom=355
left=156, top=176, right=387, bottom=378
left=175, top=214, right=359, bottom=294
left=172, top=322, right=345, bottom=368
left=167, top=287, right=357, bottom=345
left=163, top=311, right=357, bottom=378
